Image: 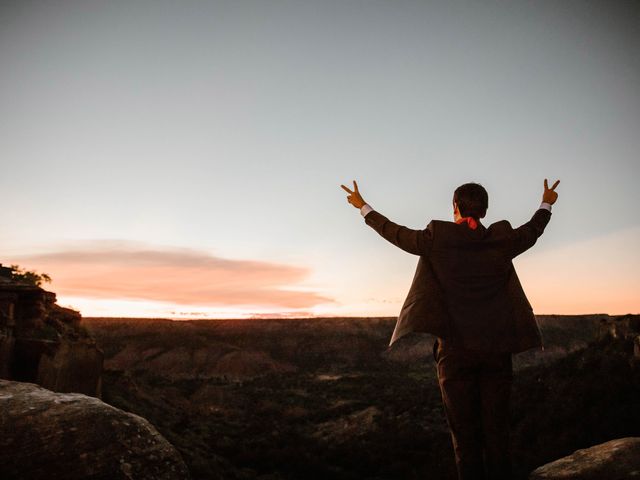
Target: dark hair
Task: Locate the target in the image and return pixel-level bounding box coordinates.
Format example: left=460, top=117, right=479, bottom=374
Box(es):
left=453, top=183, right=488, bottom=219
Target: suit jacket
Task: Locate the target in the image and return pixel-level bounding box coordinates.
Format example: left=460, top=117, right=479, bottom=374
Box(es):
left=364, top=208, right=552, bottom=353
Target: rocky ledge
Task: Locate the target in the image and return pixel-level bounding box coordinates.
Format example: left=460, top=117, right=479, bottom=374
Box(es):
left=529, top=437, right=640, bottom=479
left=0, top=379, right=190, bottom=480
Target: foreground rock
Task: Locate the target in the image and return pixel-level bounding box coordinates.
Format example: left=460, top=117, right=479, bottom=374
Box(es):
left=0, top=379, right=190, bottom=480
left=529, top=437, right=640, bottom=479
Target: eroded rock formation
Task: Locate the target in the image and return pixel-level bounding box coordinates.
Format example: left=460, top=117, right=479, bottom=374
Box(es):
left=0, top=379, right=190, bottom=480
left=0, top=264, right=103, bottom=396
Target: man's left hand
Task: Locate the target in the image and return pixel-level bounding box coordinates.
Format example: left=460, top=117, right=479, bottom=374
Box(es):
left=340, top=180, right=366, bottom=209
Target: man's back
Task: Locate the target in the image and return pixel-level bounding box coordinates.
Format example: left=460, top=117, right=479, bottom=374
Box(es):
left=341, top=178, right=560, bottom=480
left=358, top=204, right=552, bottom=352
left=427, top=215, right=550, bottom=351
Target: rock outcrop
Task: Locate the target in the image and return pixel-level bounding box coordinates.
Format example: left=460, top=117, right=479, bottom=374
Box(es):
left=0, top=264, right=103, bottom=396
left=529, top=437, right=640, bottom=479
left=0, top=379, right=190, bottom=480
left=312, top=405, right=382, bottom=445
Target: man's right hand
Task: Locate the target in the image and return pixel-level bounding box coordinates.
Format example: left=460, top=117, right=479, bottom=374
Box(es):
left=542, top=178, right=560, bottom=205
left=340, top=180, right=367, bottom=209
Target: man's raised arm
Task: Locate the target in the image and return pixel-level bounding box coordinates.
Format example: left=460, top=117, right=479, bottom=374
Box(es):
left=340, top=180, right=433, bottom=256
left=509, top=178, right=560, bottom=258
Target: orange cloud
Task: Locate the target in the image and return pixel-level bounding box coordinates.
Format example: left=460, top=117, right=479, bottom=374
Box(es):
left=13, top=241, right=333, bottom=309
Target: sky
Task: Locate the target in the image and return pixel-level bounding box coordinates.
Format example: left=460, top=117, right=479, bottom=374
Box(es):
left=1, top=0, right=638, bottom=319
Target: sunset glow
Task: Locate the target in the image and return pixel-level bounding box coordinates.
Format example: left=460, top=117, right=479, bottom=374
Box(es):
left=2, top=1, right=638, bottom=318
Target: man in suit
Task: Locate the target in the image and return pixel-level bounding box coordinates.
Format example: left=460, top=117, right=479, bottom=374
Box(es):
left=340, top=179, right=559, bottom=480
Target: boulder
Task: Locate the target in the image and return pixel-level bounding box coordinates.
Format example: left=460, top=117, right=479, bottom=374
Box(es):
left=529, top=437, right=640, bottom=479
left=0, top=379, right=190, bottom=480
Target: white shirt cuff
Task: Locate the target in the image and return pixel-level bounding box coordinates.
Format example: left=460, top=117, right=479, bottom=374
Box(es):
left=539, top=202, right=552, bottom=212
left=360, top=204, right=374, bottom=217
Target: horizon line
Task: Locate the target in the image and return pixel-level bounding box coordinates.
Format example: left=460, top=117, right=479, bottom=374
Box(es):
left=81, top=312, right=637, bottom=322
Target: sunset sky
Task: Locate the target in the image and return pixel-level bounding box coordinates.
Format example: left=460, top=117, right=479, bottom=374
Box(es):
left=1, top=0, right=638, bottom=319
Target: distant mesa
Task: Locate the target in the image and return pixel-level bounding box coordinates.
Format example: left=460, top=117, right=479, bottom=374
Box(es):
left=105, top=342, right=298, bottom=380
left=0, top=263, right=103, bottom=397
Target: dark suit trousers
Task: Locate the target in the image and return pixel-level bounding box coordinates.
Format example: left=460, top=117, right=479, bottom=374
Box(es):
left=434, top=338, right=513, bottom=480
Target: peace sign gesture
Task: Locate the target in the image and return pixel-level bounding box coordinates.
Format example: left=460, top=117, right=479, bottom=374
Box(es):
left=340, top=180, right=366, bottom=209
left=542, top=178, right=560, bottom=205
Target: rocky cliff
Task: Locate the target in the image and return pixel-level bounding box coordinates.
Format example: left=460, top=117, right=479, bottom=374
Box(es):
left=0, top=266, right=103, bottom=396
left=0, top=379, right=190, bottom=480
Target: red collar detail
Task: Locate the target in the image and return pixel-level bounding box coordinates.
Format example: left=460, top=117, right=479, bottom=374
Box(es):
left=455, top=216, right=478, bottom=230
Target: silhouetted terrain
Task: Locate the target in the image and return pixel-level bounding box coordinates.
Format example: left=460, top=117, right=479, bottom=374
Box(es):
left=85, top=315, right=640, bottom=480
